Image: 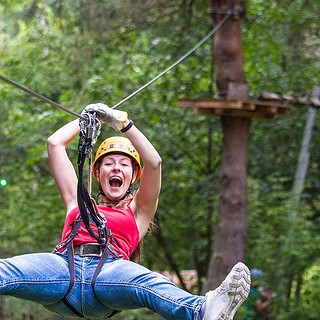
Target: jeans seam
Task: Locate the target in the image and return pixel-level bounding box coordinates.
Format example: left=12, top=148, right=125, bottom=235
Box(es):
left=1, top=279, right=69, bottom=285
left=95, top=281, right=200, bottom=311
left=81, top=258, right=86, bottom=317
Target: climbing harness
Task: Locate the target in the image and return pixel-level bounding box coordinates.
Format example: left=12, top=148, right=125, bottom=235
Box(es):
left=52, top=111, right=123, bottom=318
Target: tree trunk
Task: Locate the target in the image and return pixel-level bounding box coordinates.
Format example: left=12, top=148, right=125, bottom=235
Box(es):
left=204, top=0, right=249, bottom=291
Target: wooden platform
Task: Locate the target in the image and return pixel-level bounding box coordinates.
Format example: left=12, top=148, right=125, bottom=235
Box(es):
left=179, top=98, right=291, bottom=119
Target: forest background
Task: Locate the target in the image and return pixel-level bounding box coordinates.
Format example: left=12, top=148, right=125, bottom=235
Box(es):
left=0, top=0, right=319, bottom=319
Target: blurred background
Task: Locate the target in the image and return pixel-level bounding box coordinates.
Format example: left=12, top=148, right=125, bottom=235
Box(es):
left=0, top=1, right=319, bottom=319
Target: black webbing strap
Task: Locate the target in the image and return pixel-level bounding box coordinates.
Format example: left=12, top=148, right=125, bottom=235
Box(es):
left=77, top=149, right=108, bottom=244
left=52, top=216, right=83, bottom=253
left=91, top=247, right=109, bottom=292
left=55, top=220, right=85, bottom=318
left=58, top=114, right=119, bottom=318
left=61, top=297, right=84, bottom=318
left=61, top=241, right=84, bottom=318
left=65, top=241, right=76, bottom=296
left=90, top=247, right=121, bottom=319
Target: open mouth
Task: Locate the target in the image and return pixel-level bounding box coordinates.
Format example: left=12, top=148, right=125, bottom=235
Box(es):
left=109, top=176, right=123, bottom=188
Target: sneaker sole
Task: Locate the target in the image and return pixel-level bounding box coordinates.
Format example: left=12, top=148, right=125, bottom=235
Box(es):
left=218, top=262, right=251, bottom=320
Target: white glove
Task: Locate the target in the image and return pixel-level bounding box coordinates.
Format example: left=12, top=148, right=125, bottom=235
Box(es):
left=83, top=103, right=128, bottom=132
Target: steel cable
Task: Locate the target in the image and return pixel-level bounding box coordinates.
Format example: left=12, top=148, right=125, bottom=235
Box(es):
left=0, top=13, right=231, bottom=116
left=111, top=13, right=231, bottom=109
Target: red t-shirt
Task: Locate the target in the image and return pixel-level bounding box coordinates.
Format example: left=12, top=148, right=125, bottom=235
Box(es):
left=58, top=205, right=140, bottom=260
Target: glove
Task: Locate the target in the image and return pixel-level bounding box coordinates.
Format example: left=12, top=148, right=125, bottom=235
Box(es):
left=83, top=103, right=128, bottom=131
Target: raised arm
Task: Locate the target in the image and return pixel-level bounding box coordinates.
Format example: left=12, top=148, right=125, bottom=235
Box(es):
left=123, top=120, right=162, bottom=238
left=47, top=119, right=80, bottom=213
left=82, top=103, right=162, bottom=238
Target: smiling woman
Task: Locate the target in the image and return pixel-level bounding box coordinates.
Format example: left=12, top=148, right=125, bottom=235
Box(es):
left=0, top=103, right=250, bottom=320
left=92, top=136, right=143, bottom=202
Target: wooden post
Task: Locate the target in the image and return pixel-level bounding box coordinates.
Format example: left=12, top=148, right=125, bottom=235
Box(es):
left=204, top=0, right=250, bottom=291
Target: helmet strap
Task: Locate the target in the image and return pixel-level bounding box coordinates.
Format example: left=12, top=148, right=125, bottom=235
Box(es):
left=97, top=183, right=132, bottom=205
left=130, top=160, right=137, bottom=184
left=126, top=186, right=132, bottom=196
left=95, top=185, right=105, bottom=204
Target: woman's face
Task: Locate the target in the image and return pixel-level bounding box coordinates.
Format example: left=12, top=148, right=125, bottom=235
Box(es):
left=97, top=153, right=135, bottom=201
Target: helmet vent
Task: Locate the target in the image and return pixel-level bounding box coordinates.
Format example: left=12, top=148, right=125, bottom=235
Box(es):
left=107, top=144, right=131, bottom=152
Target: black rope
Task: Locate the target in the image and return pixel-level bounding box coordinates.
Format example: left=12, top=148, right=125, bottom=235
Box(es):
left=77, top=134, right=108, bottom=243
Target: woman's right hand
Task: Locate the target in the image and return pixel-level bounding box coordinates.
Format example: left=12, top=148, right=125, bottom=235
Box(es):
left=82, top=103, right=128, bottom=132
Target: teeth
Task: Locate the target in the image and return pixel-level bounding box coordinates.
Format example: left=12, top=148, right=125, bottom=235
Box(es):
left=110, top=177, right=122, bottom=187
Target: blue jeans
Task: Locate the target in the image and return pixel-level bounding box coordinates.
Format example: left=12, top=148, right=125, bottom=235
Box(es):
left=0, top=252, right=205, bottom=319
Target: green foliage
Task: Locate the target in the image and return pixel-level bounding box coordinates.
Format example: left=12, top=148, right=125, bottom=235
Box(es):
left=300, top=264, right=320, bottom=319
left=0, top=0, right=319, bottom=319
left=244, top=0, right=320, bottom=94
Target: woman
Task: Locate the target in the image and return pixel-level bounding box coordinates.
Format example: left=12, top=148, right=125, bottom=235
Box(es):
left=0, top=103, right=250, bottom=319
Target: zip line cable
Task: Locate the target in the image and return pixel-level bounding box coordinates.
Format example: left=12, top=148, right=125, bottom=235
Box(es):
left=111, top=12, right=231, bottom=109
left=0, top=74, right=83, bottom=119
left=0, top=13, right=231, bottom=117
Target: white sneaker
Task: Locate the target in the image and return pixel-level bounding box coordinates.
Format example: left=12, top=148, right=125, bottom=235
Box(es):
left=203, top=262, right=251, bottom=320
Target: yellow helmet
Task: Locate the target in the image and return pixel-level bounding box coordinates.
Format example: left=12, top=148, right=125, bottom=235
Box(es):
left=92, top=136, right=142, bottom=184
